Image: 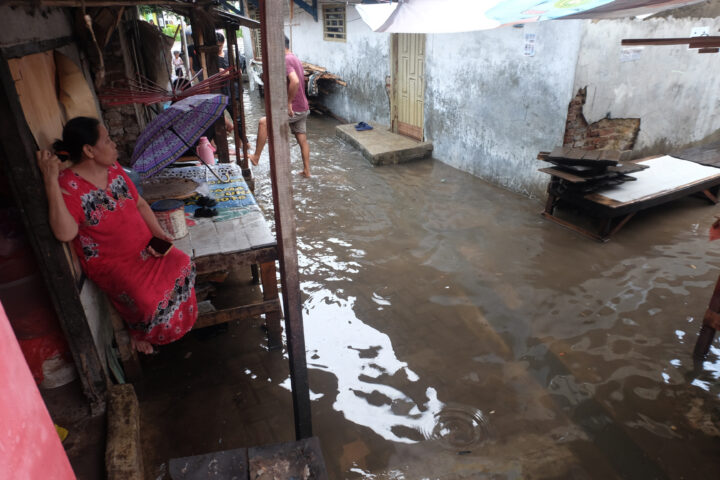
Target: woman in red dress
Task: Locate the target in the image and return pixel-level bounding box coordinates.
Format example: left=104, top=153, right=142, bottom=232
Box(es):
left=37, top=117, right=197, bottom=354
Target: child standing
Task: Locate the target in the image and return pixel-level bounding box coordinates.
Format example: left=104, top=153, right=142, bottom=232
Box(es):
left=172, top=51, right=184, bottom=78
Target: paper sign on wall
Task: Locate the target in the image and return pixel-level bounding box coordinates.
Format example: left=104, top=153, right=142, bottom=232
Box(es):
left=524, top=33, right=536, bottom=57
left=620, top=47, right=643, bottom=62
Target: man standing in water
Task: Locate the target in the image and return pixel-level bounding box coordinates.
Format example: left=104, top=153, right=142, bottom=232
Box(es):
left=248, top=35, right=311, bottom=177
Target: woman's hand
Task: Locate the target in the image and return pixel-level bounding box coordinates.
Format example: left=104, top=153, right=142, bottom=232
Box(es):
left=146, top=233, right=174, bottom=257
left=36, top=150, right=63, bottom=182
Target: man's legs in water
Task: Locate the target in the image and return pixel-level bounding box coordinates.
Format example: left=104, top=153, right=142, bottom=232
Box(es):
left=295, top=132, right=310, bottom=177
left=248, top=116, right=267, bottom=166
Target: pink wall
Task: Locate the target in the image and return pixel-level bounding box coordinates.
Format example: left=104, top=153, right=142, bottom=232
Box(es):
left=0, top=302, right=75, bottom=479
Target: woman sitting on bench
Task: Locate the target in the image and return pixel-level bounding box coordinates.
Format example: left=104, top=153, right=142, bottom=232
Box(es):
left=37, top=116, right=197, bottom=354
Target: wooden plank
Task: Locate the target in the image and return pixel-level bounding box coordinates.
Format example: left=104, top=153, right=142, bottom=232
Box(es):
left=248, top=437, right=328, bottom=480
left=193, top=246, right=277, bottom=275
left=193, top=299, right=281, bottom=329
left=0, top=36, right=74, bottom=59
left=0, top=56, right=108, bottom=411
left=581, top=149, right=603, bottom=160
left=599, top=150, right=622, bottom=162
left=538, top=167, right=586, bottom=183
left=260, top=0, right=313, bottom=440
left=261, top=261, right=282, bottom=349
left=621, top=37, right=703, bottom=46
left=698, top=48, right=720, bottom=54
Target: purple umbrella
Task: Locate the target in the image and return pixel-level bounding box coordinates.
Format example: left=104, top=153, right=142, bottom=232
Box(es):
left=131, top=94, right=228, bottom=181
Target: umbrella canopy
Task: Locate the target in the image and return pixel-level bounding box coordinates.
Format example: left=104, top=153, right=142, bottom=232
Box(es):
left=131, top=94, right=228, bottom=179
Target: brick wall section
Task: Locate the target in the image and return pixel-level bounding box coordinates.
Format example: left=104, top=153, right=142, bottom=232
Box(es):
left=563, top=87, right=588, bottom=147
left=563, top=87, right=640, bottom=151
left=97, top=31, right=141, bottom=166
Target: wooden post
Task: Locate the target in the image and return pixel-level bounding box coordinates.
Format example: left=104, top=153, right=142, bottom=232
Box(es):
left=0, top=56, right=108, bottom=412
left=259, top=0, right=312, bottom=440
left=226, top=26, right=252, bottom=188
left=694, top=274, right=720, bottom=358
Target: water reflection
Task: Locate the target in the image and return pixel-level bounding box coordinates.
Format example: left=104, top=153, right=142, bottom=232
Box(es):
left=301, top=284, right=444, bottom=444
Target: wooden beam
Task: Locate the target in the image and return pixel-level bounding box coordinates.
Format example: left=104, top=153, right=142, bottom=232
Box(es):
left=0, top=36, right=74, bottom=59
left=621, top=36, right=720, bottom=48
left=0, top=57, right=108, bottom=411
left=193, top=299, right=281, bottom=329
left=259, top=0, right=313, bottom=440
left=193, top=246, right=277, bottom=276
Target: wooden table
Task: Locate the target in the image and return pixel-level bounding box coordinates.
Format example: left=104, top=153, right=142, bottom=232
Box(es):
left=541, top=155, right=720, bottom=242
left=113, top=163, right=283, bottom=382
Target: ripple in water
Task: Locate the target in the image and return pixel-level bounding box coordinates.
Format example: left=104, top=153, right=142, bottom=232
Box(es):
left=420, top=404, right=490, bottom=451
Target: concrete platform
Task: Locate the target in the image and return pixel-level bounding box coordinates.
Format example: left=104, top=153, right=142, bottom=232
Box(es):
left=336, top=122, right=433, bottom=166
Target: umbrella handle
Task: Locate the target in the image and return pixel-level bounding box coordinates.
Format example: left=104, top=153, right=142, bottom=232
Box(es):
left=198, top=156, right=230, bottom=183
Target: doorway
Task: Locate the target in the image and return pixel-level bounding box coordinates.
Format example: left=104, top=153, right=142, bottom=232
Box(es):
left=391, top=33, right=425, bottom=141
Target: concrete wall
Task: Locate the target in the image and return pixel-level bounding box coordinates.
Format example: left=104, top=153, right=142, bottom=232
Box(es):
left=287, top=6, right=391, bottom=124
left=424, top=21, right=584, bottom=198
left=287, top=7, right=583, bottom=198
left=574, top=15, right=720, bottom=158
left=0, top=5, right=71, bottom=46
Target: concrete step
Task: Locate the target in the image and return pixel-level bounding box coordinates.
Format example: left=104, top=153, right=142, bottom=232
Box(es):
left=336, top=122, right=433, bottom=166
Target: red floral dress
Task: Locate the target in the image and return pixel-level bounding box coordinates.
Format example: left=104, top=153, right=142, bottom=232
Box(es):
left=59, top=163, right=197, bottom=345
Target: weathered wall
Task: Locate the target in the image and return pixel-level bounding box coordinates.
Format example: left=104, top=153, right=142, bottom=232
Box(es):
left=287, top=7, right=391, bottom=124
left=574, top=15, right=720, bottom=158
left=0, top=5, right=71, bottom=46
left=424, top=21, right=585, bottom=198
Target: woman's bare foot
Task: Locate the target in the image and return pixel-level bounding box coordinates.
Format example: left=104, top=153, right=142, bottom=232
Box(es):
left=249, top=153, right=259, bottom=166
left=131, top=337, right=154, bottom=354
left=299, top=169, right=311, bottom=178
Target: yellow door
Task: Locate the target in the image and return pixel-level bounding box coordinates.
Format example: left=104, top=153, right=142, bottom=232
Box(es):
left=393, top=33, right=425, bottom=141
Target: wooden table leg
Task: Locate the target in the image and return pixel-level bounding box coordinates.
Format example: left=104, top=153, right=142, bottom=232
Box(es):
left=260, top=261, right=283, bottom=350
left=694, top=273, right=720, bottom=359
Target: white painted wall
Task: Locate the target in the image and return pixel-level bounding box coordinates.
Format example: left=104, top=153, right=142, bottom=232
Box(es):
left=574, top=16, right=720, bottom=157
left=287, top=7, right=583, bottom=198
left=287, top=6, right=391, bottom=124
left=425, top=21, right=585, bottom=198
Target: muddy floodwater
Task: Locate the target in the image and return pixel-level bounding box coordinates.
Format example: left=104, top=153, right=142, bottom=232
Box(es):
left=142, top=91, right=720, bottom=479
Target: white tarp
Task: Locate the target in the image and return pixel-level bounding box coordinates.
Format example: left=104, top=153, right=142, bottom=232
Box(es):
left=356, top=0, right=705, bottom=34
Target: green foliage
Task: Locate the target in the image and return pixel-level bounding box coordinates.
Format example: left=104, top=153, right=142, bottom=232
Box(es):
left=162, top=25, right=181, bottom=39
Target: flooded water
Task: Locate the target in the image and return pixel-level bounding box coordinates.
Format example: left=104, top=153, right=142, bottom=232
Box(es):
left=143, top=89, right=720, bottom=479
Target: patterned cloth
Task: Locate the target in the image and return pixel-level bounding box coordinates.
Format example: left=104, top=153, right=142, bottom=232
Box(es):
left=152, top=163, right=262, bottom=223
left=59, top=163, right=197, bottom=345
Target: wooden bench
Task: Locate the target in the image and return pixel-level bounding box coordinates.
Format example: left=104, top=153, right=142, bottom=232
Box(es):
left=541, top=154, right=720, bottom=241
left=114, top=163, right=282, bottom=382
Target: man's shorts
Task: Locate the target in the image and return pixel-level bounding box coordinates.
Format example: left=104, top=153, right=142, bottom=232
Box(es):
left=289, top=110, right=309, bottom=135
